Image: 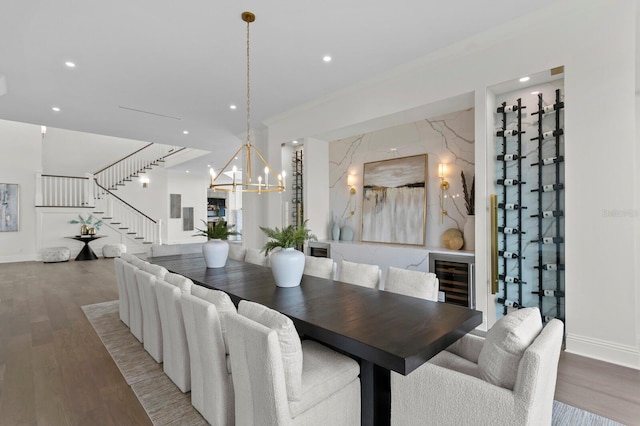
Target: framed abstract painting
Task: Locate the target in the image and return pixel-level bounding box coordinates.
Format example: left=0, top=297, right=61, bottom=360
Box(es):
left=361, top=154, right=427, bottom=245
left=0, top=183, right=19, bottom=232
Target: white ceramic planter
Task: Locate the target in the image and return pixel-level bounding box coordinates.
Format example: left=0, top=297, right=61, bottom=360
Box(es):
left=202, top=239, right=229, bottom=268
left=270, top=247, right=305, bottom=287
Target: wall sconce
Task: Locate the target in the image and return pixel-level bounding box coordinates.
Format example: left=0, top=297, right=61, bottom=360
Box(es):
left=438, top=164, right=449, bottom=222
left=347, top=174, right=357, bottom=195
left=140, top=176, right=149, bottom=188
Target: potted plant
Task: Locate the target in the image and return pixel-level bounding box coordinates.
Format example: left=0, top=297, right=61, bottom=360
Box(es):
left=69, top=214, right=103, bottom=235
left=194, top=220, right=240, bottom=268
left=260, top=220, right=317, bottom=287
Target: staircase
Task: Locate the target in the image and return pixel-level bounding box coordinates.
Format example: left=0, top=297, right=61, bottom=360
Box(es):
left=37, top=143, right=186, bottom=245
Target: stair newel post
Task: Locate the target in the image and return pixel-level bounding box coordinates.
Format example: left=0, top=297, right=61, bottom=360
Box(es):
left=35, top=171, right=43, bottom=206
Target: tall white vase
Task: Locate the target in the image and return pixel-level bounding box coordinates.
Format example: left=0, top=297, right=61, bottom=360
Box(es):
left=202, top=239, right=229, bottom=268
left=270, top=247, right=305, bottom=287
left=463, top=215, right=475, bottom=251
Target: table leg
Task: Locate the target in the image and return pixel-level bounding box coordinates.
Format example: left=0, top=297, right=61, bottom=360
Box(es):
left=75, top=241, right=98, bottom=261
left=360, top=360, right=391, bottom=426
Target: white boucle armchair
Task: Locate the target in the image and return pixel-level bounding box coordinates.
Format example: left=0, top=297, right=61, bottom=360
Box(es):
left=391, top=318, right=564, bottom=426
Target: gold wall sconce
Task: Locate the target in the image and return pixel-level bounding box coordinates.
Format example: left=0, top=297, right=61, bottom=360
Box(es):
left=438, top=163, right=449, bottom=222
left=347, top=174, right=357, bottom=195
left=140, top=176, right=150, bottom=188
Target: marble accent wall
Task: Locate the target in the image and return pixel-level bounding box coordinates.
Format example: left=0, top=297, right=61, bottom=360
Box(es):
left=329, top=108, right=475, bottom=249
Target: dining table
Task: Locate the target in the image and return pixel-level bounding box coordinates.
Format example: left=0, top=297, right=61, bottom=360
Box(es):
left=149, top=253, right=483, bottom=426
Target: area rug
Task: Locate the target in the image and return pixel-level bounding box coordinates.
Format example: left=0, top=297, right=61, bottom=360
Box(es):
left=82, top=300, right=623, bottom=426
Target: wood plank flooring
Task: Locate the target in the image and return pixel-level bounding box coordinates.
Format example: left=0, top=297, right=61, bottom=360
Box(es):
left=0, top=259, right=638, bottom=425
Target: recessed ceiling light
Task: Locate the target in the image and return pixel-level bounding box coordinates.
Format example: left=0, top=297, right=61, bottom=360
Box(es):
left=519, top=76, right=530, bottom=83
left=235, top=156, right=239, bottom=160
left=65, top=61, right=76, bottom=68
left=186, top=170, right=190, bottom=173
left=323, top=55, right=332, bottom=63
left=207, top=164, right=211, bottom=168
left=390, top=148, right=397, bottom=152
left=292, top=140, right=298, bottom=144
left=51, top=106, right=61, bottom=112
left=230, top=105, right=237, bottom=110
left=183, top=130, right=189, bottom=135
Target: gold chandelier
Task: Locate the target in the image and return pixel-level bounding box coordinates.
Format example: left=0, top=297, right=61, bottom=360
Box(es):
left=209, top=11, right=285, bottom=194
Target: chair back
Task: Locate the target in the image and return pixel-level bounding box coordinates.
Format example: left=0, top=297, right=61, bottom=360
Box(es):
left=304, top=256, right=335, bottom=280
left=181, top=293, right=234, bottom=425
left=123, top=261, right=143, bottom=342
left=114, top=257, right=130, bottom=326
left=135, top=269, right=163, bottom=362
left=514, top=319, right=564, bottom=424
left=385, top=266, right=439, bottom=301
left=227, top=313, right=291, bottom=426
left=338, top=260, right=381, bottom=288
left=244, top=248, right=267, bottom=266
left=155, top=278, right=191, bottom=392
left=228, top=243, right=247, bottom=261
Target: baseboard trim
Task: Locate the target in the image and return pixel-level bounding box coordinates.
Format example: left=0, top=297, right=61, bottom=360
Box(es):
left=0, top=253, right=37, bottom=263
left=565, top=333, right=640, bottom=370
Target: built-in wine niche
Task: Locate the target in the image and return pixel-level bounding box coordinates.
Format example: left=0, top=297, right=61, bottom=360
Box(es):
left=493, top=80, right=565, bottom=323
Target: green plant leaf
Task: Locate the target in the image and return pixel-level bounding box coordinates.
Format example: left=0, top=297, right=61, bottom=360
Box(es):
left=259, top=220, right=317, bottom=256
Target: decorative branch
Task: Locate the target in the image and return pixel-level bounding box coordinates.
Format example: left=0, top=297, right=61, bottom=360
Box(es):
left=461, top=171, right=475, bottom=216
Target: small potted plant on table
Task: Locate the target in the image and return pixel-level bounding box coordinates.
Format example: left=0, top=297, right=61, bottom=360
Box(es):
left=194, top=220, right=240, bottom=268
left=260, top=220, right=316, bottom=287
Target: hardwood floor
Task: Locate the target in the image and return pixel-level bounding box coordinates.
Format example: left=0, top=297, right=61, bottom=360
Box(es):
left=0, top=259, right=638, bottom=425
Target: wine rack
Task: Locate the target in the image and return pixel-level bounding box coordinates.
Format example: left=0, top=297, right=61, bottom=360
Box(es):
left=496, top=99, right=526, bottom=314
left=291, top=150, right=304, bottom=228
left=530, top=89, right=565, bottom=323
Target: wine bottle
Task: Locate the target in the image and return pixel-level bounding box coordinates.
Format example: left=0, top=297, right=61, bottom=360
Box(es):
left=497, top=178, right=521, bottom=186
left=531, top=210, right=563, bottom=218
left=497, top=154, right=519, bottom=161
left=542, top=156, right=563, bottom=165
left=531, top=129, right=563, bottom=140
left=496, top=104, right=519, bottom=113
left=532, top=183, right=563, bottom=193
left=497, top=297, right=521, bottom=308
left=499, top=251, right=518, bottom=259
left=535, top=263, right=565, bottom=271
left=496, top=129, right=520, bottom=137
left=499, top=203, right=523, bottom=210
left=499, top=274, right=521, bottom=283
left=542, top=102, right=564, bottom=113
left=499, top=226, right=521, bottom=234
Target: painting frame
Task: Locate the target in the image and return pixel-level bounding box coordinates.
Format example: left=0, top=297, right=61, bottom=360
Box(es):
left=0, top=183, right=19, bottom=232
left=361, top=154, right=427, bottom=246
left=170, top=194, right=181, bottom=218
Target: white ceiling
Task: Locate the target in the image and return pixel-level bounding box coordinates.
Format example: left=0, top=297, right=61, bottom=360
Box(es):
left=1, top=0, right=565, bottom=173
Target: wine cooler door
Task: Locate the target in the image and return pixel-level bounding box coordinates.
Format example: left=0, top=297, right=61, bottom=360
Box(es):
left=430, top=253, right=475, bottom=309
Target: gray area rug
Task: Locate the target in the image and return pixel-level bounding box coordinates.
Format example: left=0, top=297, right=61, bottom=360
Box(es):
left=82, top=300, right=623, bottom=426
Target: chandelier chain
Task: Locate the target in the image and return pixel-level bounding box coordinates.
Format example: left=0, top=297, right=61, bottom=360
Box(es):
left=246, top=18, right=251, bottom=146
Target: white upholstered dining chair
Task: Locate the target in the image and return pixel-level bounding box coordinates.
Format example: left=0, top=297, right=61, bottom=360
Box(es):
left=244, top=247, right=267, bottom=266
left=227, top=301, right=361, bottom=426
left=154, top=273, right=193, bottom=392
left=181, top=289, right=236, bottom=426
left=390, top=308, right=564, bottom=426
left=338, top=260, right=381, bottom=289
left=303, top=256, right=336, bottom=280
left=135, top=263, right=168, bottom=362
left=122, top=261, right=144, bottom=342
left=114, top=257, right=130, bottom=327
left=228, top=243, right=247, bottom=261
left=384, top=266, right=439, bottom=301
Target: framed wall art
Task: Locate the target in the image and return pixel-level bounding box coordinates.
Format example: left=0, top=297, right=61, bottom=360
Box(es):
left=361, top=154, right=427, bottom=245
left=0, top=183, right=19, bottom=232
left=170, top=194, right=181, bottom=218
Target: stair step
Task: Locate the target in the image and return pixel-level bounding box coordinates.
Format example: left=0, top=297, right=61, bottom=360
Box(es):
left=111, top=222, right=121, bottom=225
left=93, top=211, right=104, bottom=214
left=157, top=159, right=165, bottom=163
left=127, top=232, right=137, bottom=235
left=118, top=227, right=128, bottom=230
left=135, top=237, right=144, bottom=240
left=124, top=178, right=132, bottom=182
left=138, top=170, right=146, bottom=174
left=116, top=183, right=125, bottom=186
left=143, top=241, right=152, bottom=244
left=102, top=217, right=113, bottom=220
left=144, top=167, right=152, bottom=170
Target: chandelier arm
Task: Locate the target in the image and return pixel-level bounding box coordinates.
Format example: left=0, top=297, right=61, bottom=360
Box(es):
left=212, top=144, right=246, bottom=183
left=252, top=145, right=284, bottom=185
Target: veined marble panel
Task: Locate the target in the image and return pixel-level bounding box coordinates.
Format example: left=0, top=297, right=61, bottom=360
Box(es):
left=329, top=108, right=475, bottom=249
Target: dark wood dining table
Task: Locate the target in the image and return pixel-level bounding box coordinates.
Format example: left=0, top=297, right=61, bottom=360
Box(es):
left=149, top=253, right=483, bottom=426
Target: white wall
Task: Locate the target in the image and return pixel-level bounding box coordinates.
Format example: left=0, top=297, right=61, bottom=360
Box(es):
left=304, top=138, right=330, bottom=240
left=166, top=170, right=208, bottom=244
left=0, top=119, right=42, bottom=262
left=264, top=0, right=639, bottom=368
